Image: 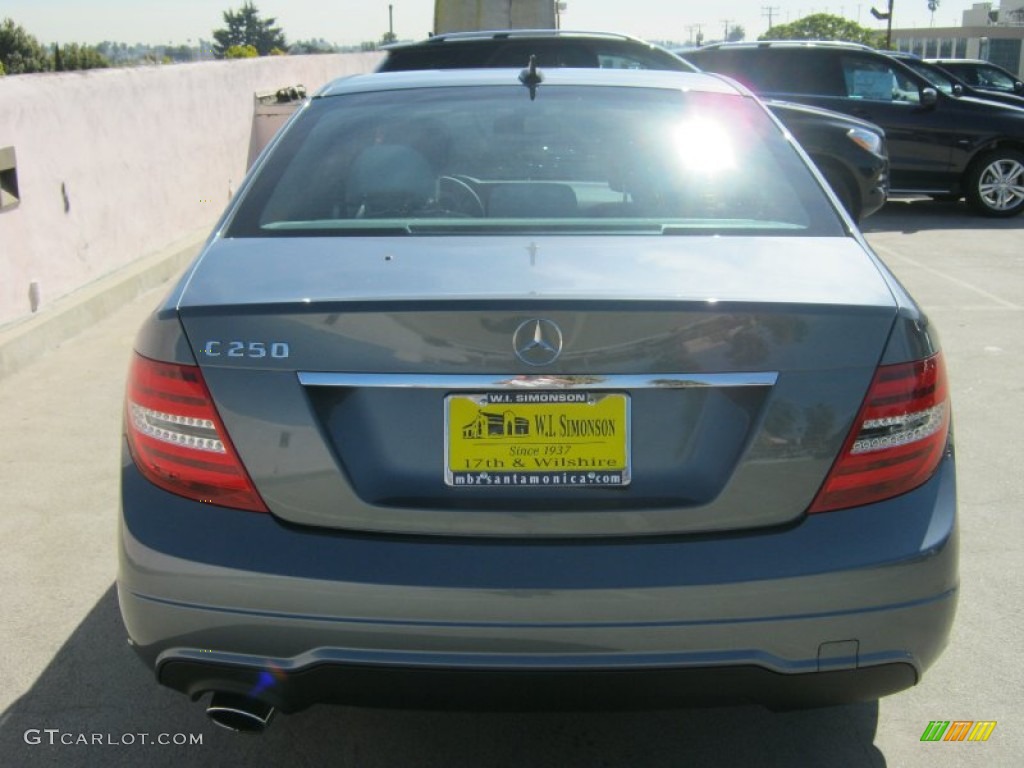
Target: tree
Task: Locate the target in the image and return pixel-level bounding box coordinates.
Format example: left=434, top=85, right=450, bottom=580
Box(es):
left=212, top=3, right=286, bottom=57
left=165, top=44, right=194, bottom=63
left=726, top=25, right=746, bottom=43
left=761, top=13, right=884, bottom=48
left=0, top=17, right=53, bottom=74
left=289, top=38, right=336, bottom=55
left=53, top=43, right=109, bottom=71
left=225, top=44, right=259, bottom=59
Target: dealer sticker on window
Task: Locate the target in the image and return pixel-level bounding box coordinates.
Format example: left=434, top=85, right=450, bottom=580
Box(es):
left=445, top=392, right=630, bottom=487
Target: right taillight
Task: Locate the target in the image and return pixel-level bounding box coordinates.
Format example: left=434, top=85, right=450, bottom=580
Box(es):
left=124, top=353, right=268, bottom=512
left=809, top=352, right=950, bottom=514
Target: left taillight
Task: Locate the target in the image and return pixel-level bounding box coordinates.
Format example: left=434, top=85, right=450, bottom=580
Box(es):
left=124, top=353, right=268, bottom=512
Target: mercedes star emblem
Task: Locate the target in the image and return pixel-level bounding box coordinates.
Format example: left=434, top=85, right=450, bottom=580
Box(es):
left=513, top=319, right=564, bottom=366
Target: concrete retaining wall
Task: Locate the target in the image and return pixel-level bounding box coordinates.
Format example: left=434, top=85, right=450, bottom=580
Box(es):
left=0, top=53, right=383, bottom=331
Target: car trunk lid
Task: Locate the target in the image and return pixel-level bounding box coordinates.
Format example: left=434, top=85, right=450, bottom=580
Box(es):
left=177, top=235, right=898, bottom=536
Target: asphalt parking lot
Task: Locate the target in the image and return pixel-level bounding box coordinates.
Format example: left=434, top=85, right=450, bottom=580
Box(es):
left=0, top=198, right=1020, bottom=767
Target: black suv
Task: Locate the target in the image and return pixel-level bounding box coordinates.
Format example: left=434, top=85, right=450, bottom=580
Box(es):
left=377, top=31, right=888, bottom=221
left=928, top=58, right=1024, bottom=97
left=888, top=51, right=1024, bottom=111
left=684, top=41, right=1024, bottom=217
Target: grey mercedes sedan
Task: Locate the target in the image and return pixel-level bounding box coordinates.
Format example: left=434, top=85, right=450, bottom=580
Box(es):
left=118, top=67, right=957, bottom=732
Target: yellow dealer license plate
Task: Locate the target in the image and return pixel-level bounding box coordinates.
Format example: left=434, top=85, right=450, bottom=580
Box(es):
left=445, top=392, right=630, bottom=487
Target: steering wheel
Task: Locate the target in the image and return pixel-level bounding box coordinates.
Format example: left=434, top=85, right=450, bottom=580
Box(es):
left=437, top=176, right=485, bottom=217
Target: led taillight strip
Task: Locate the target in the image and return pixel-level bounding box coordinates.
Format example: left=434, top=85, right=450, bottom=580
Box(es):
left=128, top=403, right=225, bottom=453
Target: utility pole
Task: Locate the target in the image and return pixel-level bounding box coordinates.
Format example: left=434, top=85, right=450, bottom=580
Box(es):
left=870, top=0, right=894, bottom=48
left=685, top=23, right=706, bottom=46
left=762, top=6, right=781, bottom=31
left=555, top=1, right=567, bottom=29
left=722, top=18, right=734, bottom=41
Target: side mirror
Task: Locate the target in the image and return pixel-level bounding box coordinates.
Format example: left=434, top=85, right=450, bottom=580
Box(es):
left=920, top=87, right=938, bottom=107
left=1015, top=81, right=1024, bottom=94
left=952, top=84, right=963, bottom=97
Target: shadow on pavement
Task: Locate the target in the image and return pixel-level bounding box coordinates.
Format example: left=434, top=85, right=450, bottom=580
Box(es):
left=861, top=197, right=1024, bottom=234
left=0, top=586, right=887, bottom=767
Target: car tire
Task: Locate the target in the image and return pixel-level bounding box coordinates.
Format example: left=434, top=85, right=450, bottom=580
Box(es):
left=818, top=163, right=861, bottom=222
left=965, top=150, right=1024, bottom=217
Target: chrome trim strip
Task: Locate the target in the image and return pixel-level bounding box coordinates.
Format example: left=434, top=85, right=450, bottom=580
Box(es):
left=297, top=372, right=778, bottom=389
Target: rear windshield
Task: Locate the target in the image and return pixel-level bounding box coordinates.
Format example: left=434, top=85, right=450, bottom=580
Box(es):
left=228, top=84, right=842, bottom=237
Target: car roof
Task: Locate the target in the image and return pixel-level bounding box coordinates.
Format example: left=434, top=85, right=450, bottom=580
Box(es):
left=887, top=52, right=964, bottom=76
left=926, top=58, right=988, bottom=65
left=384, top=29, right=659, bottom=48
left=378, top=30, right=694, bottom=74
left=695, top=40, right=874, bottom=51
left=318, top=67, right=743, bottom=99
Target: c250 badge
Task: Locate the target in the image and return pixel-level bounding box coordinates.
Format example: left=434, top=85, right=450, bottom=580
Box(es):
left=202, top=341, right=290, bottom=359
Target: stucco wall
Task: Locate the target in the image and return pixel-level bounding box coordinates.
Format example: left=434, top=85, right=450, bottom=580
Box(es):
left=0, top=53, right=383, bottom=328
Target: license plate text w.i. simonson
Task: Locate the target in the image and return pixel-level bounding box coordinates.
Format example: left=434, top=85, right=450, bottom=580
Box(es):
left=445, top=392, right=631, bottom=487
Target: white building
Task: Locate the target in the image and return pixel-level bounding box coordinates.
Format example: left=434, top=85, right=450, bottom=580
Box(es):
left=892, top=2, right=1024, bottom=76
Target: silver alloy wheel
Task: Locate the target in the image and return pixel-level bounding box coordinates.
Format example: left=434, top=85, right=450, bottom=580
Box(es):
left=977, top=156, right=1024, bottom=212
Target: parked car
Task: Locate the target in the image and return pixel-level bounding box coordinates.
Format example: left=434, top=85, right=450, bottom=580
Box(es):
left=684, top=41, right=1024, bottom=217
left=378, top=29, right=688, bottom=71
left=927, top=58, right=1024, bottom=96
left=887, top=51, right=1024, bottom=111
left=120, top=66, right=958, bottom=730
left=377, top=30, right=888, bottom=221
left=749, top=98, right=887, bottom=219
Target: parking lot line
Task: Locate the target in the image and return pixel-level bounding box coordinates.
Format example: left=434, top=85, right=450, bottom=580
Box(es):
left=871, top=242, right=1022, bottom=310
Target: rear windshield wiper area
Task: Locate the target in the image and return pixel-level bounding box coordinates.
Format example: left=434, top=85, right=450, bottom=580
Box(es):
left=253, top=220, right=817, bottom=237
left=259, top=220, right=671, bottom=236
left=259, top=222, right=413, bottom=236
left=660, top=221, right=809, bottom=235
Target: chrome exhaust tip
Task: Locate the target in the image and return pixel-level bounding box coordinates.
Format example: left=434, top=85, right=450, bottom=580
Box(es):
left=206, top=692, right=275, bottom=733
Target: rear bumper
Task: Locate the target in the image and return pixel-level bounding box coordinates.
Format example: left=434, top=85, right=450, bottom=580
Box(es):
left=118, top=444, right=958, bottom=711
left=158, top=655, right=920, bottom=712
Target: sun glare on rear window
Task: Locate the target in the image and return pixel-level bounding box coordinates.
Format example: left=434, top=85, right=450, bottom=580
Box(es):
left=671, top=117, right=737, bottom=175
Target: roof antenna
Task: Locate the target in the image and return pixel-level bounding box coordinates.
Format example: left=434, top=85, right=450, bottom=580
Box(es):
left=518, top=55, right=543, bottom=101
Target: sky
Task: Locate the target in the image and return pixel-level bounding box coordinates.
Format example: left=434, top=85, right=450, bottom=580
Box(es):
left=1, top=0, right=980, bottom=48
